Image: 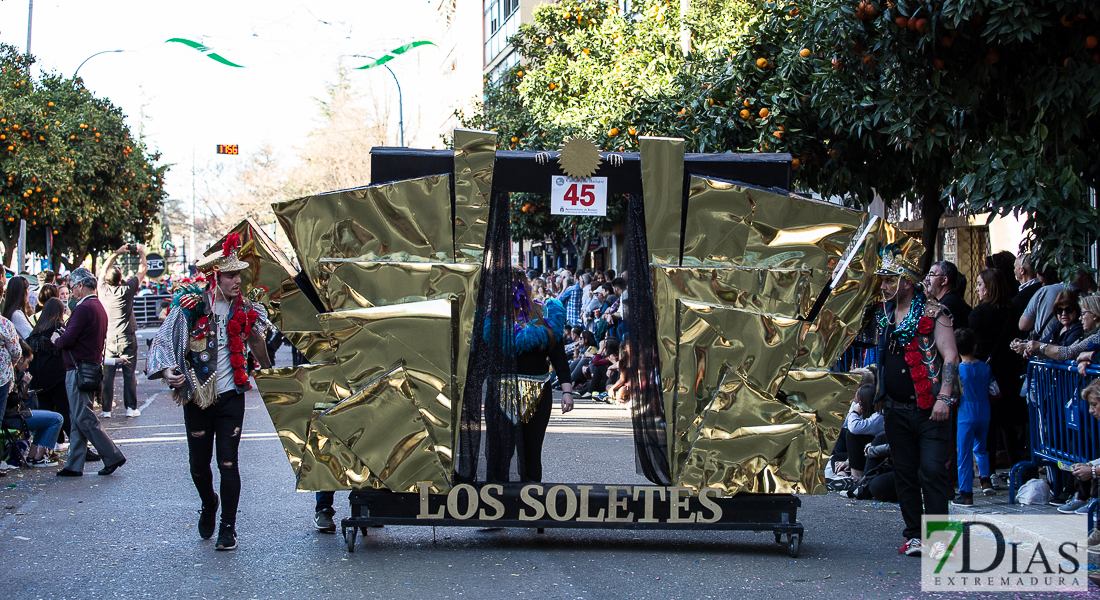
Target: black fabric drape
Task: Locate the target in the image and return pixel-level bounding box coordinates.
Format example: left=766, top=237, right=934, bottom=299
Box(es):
left=623, top=193, right=672, bottom=485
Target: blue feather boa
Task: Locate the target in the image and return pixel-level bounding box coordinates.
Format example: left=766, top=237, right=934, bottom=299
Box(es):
left=170, top=283, right=207, bottom=330
left=483, top=299, right=568, bottom=355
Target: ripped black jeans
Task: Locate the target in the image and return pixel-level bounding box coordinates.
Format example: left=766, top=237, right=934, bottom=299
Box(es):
left=183, top=392, right=246, bottom=525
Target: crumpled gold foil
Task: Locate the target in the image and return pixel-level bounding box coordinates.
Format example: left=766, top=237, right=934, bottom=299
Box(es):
left=672, top=299, right=806, bottom=488
left=776, top=370, right=862, bottom=494
left=453, top=129, right=496, bottom=263
left=317, top=298, right=457, bottom=476
left=254, top=361, right=351, bottom=478
left=319, top=363, right=451, bottom=494
left=298, top=413, right=383, bottom=491
left=273, top=174, right=455, bottom=305
left=639, top=137, right=685, bottom=265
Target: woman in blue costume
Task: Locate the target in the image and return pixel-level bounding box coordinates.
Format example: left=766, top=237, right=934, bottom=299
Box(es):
left=506, top=275, right=574, bottom=482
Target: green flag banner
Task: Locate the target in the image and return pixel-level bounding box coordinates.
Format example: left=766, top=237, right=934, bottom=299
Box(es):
left=355, top=41, right=436, bottom=70
left=166, top=38, right=245, bottom=68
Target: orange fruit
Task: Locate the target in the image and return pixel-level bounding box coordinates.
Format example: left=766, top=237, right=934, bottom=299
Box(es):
left=913, top=18, right=927, bottom=32
left=628, top=127, right=637, bottom=135
left=986, top=49, right=999, bottom=64
left=740, top=109, right=751, bottom=119
left=759, top=107, right=770, bottom=118
left=800, top=48, right=811, bottom=57
left=608, top=127, right=619, bottom=136
left=772, top=131, right=783, bottom=139
left=743, top=99, right=751, bottom=107
left=1061, top=14, right=1074, bottom=27
left=1087, top=36, right=1098, bottom=49
left=511, top=137, right=518, bottom=143
left=791, top=158, right=800, bottom=170
left=934, top=58, right=945, bottom=69
left=1064, top=57, right=1073, bottom=67
left=549, top=83, right=557, bottom=90
left=942, top=36, right=953, bottom=47
left=756, top=57, right=768, bottom=68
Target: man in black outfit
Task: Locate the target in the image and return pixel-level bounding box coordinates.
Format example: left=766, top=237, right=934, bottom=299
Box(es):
left=876, top=249, right=960, bottom=558
left=925, top=260, right=970, bottom=329
left=1011, top=254, right=1041, bottom=318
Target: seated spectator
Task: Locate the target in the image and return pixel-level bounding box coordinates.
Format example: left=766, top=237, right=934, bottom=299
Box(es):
left=1013, top=293, right=1099, bottom=363
left=1045, top=291, right=1084, bottom=346
left=576, top=339, right=617, bottom=398
left=605, top=344, right=632, bottom=404
left=2, top=341, right=64, bottom=468
left=1074, top=380, right=1100, bottom=552
left=826, top=368, right=877, bottom=485
left=855, top=432, right=897, bottom=502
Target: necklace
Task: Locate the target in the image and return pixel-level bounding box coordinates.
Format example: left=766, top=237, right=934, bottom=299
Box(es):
left=878, top=288, right=926, bottom=347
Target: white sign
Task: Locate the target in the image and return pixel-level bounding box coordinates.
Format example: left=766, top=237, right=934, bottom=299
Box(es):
left=550, top=176, right=607, bottom=216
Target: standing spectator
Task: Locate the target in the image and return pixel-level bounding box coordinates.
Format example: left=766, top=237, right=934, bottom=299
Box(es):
left=985, top=251, right=1019, bottom=299
left=952, top=329, right=999, bottom=505
left=98, top=244, right=148, bottom=418
left=875, top=248, right=959, bottom=557
left=27, top=299, right=69, bottom=449
left=30, top=283, right=58, bottom=327
left=2, top=276, right=34, bottom=339
left=558, top=275, right=584, bottom=327
left=1011, top=254, right=1041, bottom=318
left=59, top=283, right=75, bottom=316
left=924, top=261, right=970, bottom=329
left=147, top=234, right=271, bottom=550
left=51, top=267, right=127, bottom=477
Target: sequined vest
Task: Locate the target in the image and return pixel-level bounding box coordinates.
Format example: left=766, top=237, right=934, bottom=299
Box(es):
left=877, top=298, right=949, bottom=401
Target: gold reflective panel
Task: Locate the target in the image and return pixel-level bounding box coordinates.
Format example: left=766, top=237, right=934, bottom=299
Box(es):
left=297, top=413, right=383, bottom=491
left=453, top=129, right=496, bottom=263
left=254, top=362, right=352, bottom=478
left=777, top=370, right=862, bottom=494
left=317, top=298, right=457, bottom=476
left=319, top=363, right=451, bottom=494
left=681, top=177, right=863, bottom=300
left=272, top=174, right=454, bottom=304
left=672, top=299, right=806, bottom=483
left=639, top=137, right=685, bottom=265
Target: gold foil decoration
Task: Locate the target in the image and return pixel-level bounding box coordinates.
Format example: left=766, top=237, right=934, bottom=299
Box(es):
left=254, top=362, right=351, bottom=477
left=272, top=174, right=454, bottom=304
left=317, top=298, right=457, bottom=477
left=298, top=414, right=383, bottom=491
left=453, top=129, right=496, bottom=263
left=681, top=177, right=863, bottom=300
left=557, top=136, right=602, bottom=179
left=776, top=370, right=862, bottom=494
left=639, top=136, right=685, bottom=265
left=319, top=363, right=451, bottom=494
left=672, top=299, right=806, bottom=485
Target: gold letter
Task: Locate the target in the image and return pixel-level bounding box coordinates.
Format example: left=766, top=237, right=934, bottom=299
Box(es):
left=577, top=486, right=606, bottom=522
left=605, top=486, right=634, bottom=522
left=446, top=483, right=479, bottom=520
left=697, top=487, right=722, bottom=523
left=668, top=487, right=696, bottom=523
left=479, top=484, right=505, bottom=520
left=519, top=485, right=545, bottom=521
left=417, top=482, right=445, bottom=519
left=633, top=486, right=667, bottom=523
left=545, top=485, right=578, bottom=521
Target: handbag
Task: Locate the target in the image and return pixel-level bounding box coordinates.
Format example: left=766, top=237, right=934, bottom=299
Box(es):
left=66, top=350, right=103, bottom=392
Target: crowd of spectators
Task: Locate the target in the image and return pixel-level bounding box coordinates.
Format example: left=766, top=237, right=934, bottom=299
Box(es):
left=824, top=251, right=1100, bottom=555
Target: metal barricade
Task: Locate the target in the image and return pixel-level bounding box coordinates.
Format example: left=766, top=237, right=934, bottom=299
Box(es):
left=134, top=293, right=172, bottom=327
left=832, top=344, right=877, bottom=373
left=1010, top=359, right=1100, bottom=528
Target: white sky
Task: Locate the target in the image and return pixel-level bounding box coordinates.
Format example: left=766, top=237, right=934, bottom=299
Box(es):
left=0, top=0, right=437, bottom=220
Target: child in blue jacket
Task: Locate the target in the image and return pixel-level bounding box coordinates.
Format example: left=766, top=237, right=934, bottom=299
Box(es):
left=953, top=328, right=1000, bottom=505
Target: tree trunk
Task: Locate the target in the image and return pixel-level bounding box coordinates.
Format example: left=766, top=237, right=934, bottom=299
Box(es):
left=919, top=177, right=944, bottom=276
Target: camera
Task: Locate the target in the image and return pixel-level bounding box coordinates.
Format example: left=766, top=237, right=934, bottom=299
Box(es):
left=127, top=243, right=137, bottom=254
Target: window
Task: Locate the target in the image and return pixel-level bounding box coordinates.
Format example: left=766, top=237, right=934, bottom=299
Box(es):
left=484, top=0, right=520, bottom=67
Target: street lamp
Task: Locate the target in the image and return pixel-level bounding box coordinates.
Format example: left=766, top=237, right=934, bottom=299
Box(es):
left=73, top=49, right=124, bottom=80
left=350, top=55, right=404, bottom=147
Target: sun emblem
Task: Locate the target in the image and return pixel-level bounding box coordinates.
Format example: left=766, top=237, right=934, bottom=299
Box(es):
left=557, top=136, right=602, bottom=179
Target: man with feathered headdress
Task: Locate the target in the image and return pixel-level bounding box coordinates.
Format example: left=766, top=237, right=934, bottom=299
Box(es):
left=147, top=232, right=272, bottom=552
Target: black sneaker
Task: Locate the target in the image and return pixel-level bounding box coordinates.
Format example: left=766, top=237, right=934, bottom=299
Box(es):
left=951, top=495, right=974, bottom=506
left=215, top=523, right=237, bottom=551
left=198, top=495, right=219, bottom=540
left=85, top=450, right=102, bottom=463
left=314, top=510, right=336, bottom=533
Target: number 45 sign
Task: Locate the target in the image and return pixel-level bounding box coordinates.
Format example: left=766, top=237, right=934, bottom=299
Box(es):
left=550, top=176, right=608, bottom=216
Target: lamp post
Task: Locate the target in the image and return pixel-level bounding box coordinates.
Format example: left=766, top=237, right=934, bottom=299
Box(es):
left=74, top=49, right=124, bottom=80
left=350, top=55, right=404, bottom=147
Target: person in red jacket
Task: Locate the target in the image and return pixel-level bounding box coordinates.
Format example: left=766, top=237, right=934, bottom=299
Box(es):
left=52, top=267, right=127, bottom=477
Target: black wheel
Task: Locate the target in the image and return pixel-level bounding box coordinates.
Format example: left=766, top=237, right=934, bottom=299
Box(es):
left=345, top=526, right=357, bottom=552
left=774, top=532, right=783, bottom=544
left=536, top=528, right=545, bottom=534
left=788, top=534, right=800, bottom=558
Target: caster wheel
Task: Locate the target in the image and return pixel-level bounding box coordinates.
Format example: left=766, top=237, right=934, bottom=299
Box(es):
left=536, top=528, right=545, bottom=534
left=345, top=527, right=358, bottom=552
left=788, top=534, right=800, bottom=558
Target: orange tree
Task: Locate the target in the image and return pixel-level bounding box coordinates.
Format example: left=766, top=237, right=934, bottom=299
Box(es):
left=0, top=43, right=167, bottom=270
left=619, top=0, right=1100, bottom=274
left=461, top=0, right=752, bottom=263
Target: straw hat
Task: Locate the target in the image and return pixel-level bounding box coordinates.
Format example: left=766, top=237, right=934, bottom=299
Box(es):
left=197, top=232, right=249, bottom=274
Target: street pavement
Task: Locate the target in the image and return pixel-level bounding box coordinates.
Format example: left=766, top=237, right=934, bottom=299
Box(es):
left=0, top=337, right=1091, bottom=599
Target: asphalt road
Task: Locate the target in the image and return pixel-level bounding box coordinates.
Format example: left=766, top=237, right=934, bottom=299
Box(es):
left=0, top=340, right=1087, bottom=599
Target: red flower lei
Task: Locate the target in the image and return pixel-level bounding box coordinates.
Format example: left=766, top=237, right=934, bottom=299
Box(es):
left=225, top=300, right=259, bottom=388
left=907, top=315, right=936, bottom=409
